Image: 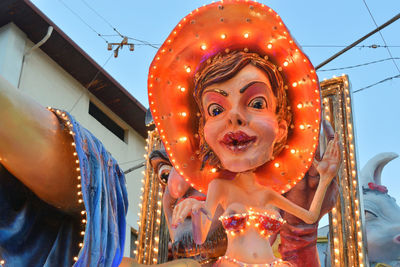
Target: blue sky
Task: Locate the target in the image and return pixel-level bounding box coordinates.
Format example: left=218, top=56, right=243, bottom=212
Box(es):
left=30, top=0, right=400, bottom=222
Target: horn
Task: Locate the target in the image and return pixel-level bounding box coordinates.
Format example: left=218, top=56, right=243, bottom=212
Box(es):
left=360, top=152, right=398, bottom=186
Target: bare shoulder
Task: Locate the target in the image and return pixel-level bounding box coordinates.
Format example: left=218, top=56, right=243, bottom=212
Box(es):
left=208, top=178, right=230, bottom=194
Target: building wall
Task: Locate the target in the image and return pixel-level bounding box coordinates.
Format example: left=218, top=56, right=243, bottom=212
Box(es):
left=0, top=22, right=145, bottom=257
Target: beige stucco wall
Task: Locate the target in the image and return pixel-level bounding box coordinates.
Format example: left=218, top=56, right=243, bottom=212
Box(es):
left=0, top=22, right=145, bottom=257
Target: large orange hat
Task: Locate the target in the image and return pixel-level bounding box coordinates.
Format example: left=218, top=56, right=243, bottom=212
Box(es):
left=148, top=0, right=321, bottom=194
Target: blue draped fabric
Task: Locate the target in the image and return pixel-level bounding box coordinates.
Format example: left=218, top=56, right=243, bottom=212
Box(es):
left=0, top=109, right=128, bottom=267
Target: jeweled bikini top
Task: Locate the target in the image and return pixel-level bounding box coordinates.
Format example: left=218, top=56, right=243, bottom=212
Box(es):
left=219, top=208, right=286, bottom=237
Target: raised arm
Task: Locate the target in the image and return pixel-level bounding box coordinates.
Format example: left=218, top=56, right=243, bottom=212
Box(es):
left=270, top=135, right=340, bottom=224
left=0, top=74, right=80, bottom=213
left=172, top=179, right=225, bottom=244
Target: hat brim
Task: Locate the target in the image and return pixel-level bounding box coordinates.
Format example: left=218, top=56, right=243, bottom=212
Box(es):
left=148, top=0, right=321, bottom=194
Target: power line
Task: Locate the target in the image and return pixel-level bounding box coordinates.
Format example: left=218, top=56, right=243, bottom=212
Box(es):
left=317, top=57, right=400, bottom=72
left=315, top=12, right=400, bottom=70
left=78, top=0, right=159, bottom=50
left=59, top=0, right=158, bottom=50
left=119, top=158, right=145, bottom=166
left=303, top=44, right=400, bottom=48
left=97, top=34, right=161, bottom=48
left=362, top=0, right=400, bottom=75
left=69, top=53, right=114, bottom=113
left=124, top=162, right=145, bottom=175
left=80, top=0, right=124, bottom=38
left=126, top=37, right=160, bottom=49
left=353, top=74, right=400, bottom=93
left=57, top=0, right=108, bottom=43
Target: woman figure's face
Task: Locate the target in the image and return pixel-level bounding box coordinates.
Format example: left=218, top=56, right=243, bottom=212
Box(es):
left=202, top=64, right=287, bottom=173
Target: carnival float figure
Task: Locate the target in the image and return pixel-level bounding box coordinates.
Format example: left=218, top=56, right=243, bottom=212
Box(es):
left=149, top=145, right=227, bottom=265
left=359, top=153, right=400, bottom=266
left=148, top=120, right=338, bottom=267
left=148, top=1, right=341, bottom=266
left=0, top=72, right=128, bottom=266
left=0, top=70, right=128, bottom=266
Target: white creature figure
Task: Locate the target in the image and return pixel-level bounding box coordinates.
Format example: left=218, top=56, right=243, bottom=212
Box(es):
left=361, top=152, right=400, bottom=267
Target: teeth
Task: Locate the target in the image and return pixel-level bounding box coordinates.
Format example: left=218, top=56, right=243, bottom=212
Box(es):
left=238, top=145, right=245, bottom=149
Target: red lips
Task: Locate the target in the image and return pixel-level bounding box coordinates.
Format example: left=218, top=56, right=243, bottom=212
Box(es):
left=220, top=131, right=256, bottom=152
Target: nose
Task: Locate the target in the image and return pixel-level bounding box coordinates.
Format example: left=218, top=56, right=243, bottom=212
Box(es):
left=167, top=167, right=190, bottom=199
left=227, top=108, right=246, bottom=127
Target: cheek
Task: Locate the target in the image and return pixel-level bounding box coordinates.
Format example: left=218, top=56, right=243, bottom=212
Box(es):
left=252, top=116, right=279, bottom=139
left=203, top=120, right=222, bottom=147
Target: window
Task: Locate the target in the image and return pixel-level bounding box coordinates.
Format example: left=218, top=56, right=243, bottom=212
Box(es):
left=88, top=101, right=125, bottom=142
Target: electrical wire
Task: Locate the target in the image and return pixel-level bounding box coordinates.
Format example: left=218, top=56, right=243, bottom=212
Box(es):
left=303, top=44, right=400, bottom=48
left=317, top=57, right=400, bottom=72
left=80, top=0, right=124, bottom=38
left=79, top=0, right=159, bottom=49
left=69, top=52, right=114, bottom=113
left=126, top=37, right=160, bottom=49
left=119, top=158, right=146, bottom=166
left=362, top=0, right=400, bottom=75
left=57, top=0, right=109, bottom=43
left=353, top=74, right=400, bottom=93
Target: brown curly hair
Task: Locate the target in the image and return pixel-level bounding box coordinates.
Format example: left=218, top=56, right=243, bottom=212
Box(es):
left=193, top=51, right=292, bottom=170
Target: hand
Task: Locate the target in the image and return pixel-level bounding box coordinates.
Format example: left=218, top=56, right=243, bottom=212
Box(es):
left=282, top=120, right=339, bottom=225
left=171, top=198, right=208, bottom=228
left=279, top=121, right=341, bottom=266
left=313, top=133, right=340, bottom=185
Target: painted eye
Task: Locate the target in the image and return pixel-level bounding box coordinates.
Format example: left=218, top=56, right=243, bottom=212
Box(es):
left=365, top=210, right=378, bottom=220
left=248, top=97, right=267, bottom=109
left=208, top=103, right=224, bottom=117
left=157, top=164, right=171, bottom=185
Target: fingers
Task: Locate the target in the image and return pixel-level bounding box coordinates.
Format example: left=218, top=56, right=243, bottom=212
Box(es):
left=172, top=201, right=187, bottom=227
left=200, top=207, right=212, bottom=220
left=324, top=138, right=334, bottom=158
left=172, top=202, right=181, bottom=226
left=172, top=199, right=205, bottom=228
left=326, top=133, right=339, bottom=157
left=330, top=133, right=340, bottom=161
left=322, top=120, right=335, bottom=141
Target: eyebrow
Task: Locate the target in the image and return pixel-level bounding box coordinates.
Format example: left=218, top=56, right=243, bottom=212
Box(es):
left=239, top=81, right=266, bottom=94
left=203, top=88, right=229, bottom=96
left=203, top=81, right=267, bottom=97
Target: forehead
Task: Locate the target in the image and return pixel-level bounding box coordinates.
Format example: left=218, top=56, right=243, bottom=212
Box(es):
left=203, top=64, right=271, bottom=93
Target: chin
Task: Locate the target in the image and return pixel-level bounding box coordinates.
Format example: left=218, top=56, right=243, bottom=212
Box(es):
left=220, top=154, right=267, bottom=173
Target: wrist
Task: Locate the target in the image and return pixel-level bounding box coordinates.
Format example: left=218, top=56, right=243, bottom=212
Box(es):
left=319, top=177, right=332, bottom=187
